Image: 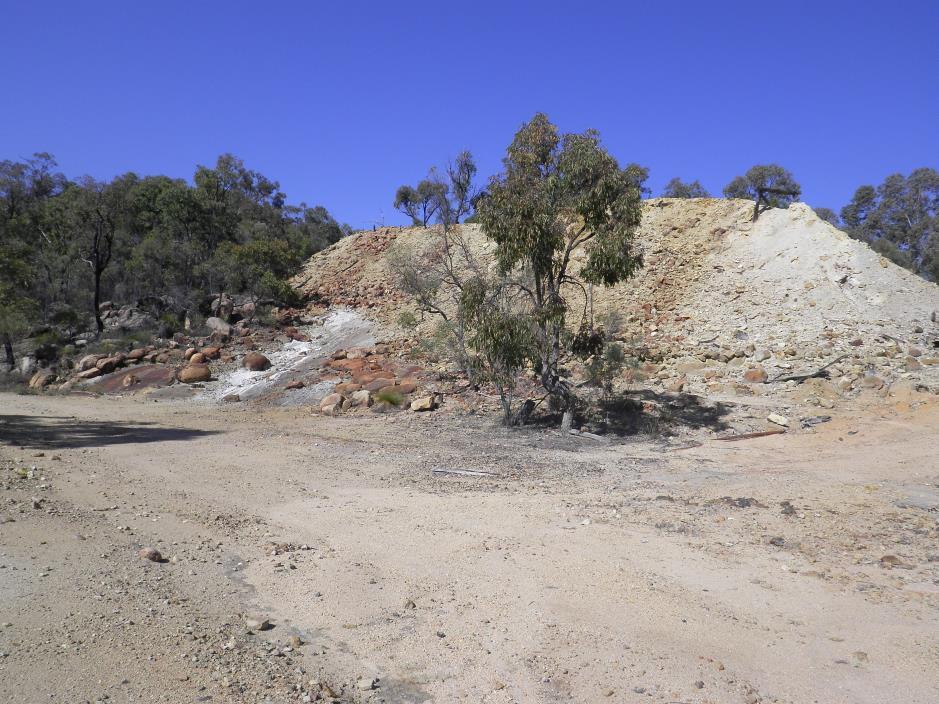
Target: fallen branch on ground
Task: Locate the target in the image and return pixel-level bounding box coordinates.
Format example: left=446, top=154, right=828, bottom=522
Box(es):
left=432, top=468, right=499, bottom=477
left=715, top=429, right=786, bottom=442
left=766, top=354, right=848, bottom=384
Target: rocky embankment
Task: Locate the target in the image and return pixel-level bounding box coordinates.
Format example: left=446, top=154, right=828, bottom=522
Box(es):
left=291, top=199, right=939, bottom=421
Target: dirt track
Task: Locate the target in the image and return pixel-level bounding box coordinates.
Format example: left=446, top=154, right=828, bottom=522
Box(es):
left=1, top=392, right=938, bottom=703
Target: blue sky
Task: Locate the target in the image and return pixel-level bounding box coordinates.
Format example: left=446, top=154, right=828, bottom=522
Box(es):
left=2, top=1, right=937, bottom=229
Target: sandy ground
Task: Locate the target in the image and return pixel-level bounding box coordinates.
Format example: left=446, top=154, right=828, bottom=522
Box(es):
left=1, top=391, right=938, bottom=704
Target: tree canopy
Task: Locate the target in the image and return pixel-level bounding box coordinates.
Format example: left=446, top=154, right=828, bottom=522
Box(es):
left=662, top=177, right=710, bottom=198
left=723, top=164, right=801, bottom=219
left=840, top=168, right=939, bottom=279
left=0, top=152, right=347, bottom=356
left=394, top=152, right=479, bottom=228
left=476, top=113, right=644, bottom=421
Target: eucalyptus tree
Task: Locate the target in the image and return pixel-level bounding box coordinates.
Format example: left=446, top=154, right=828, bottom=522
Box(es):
left=723, top=164, right=801, bottom=220
left=662, top=177, right=710, bottom=198
left=477, top=112, right=644, bottom=423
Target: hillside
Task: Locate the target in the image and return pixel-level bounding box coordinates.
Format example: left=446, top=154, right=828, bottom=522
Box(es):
left=293, top=199, right=939, bottom=399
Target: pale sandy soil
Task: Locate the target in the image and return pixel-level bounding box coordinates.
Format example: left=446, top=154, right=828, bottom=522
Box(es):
left=1, top=391, right=938, bottom=704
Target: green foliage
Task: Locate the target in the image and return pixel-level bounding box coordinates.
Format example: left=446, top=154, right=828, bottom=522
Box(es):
left=870, top=237, right=914, bottom=269
left=662, top=178, right=710, bottom=198
left=374, top=386, right=404, bottom=406
left=442, top=151, right=479, bottom=225
left=158, top=312, right=181, bottom=335
left=32, top=329, right=69, bottom=347
left=625, top=164, right=651, bottom=198
left=394, top=152, right=479, bottom=228
left=393, top=185, right=421, bottom=224
left=840, top=168, right=938, bottom=279
left=206, top=238, right=301, bottom=306
left=0, top=249, right=38, bottom=345
left=723, top=164, right=801, bottom=208
left=814, top=207, right=841, bottom=227
left=415, top=319, right=456, bottom=362
left=389, top=226, right=534, bottom=424
left=393, top=180, right=446, bottom=227
left=396, top=310, right=418, bottom=330
left=584, top=341, right=627, bottom=397
left=460, top=276, right=536, bottom=414
left=0, top=154, right=66, bottom=361
left=0, top=152, right=345, bottom=345
left=476, top=112, right=643, bottom=414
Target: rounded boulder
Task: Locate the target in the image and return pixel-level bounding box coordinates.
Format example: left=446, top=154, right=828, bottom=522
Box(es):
left=177, top=364, right=211, bottom=383
left=242, top=352, right=271, bottom=371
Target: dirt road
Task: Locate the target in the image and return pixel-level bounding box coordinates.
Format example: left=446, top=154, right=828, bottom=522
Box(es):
left=1, top=392, right=937, bottom=703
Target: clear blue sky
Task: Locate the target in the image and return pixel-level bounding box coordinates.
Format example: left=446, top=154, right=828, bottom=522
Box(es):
left=2, top=1, right=937, bottom=229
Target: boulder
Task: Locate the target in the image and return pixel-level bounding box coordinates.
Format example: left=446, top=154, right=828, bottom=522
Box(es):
left=95, top=357, right=120, bottom=373
left=126, top=348, right=148, bottom=361
left=205, top=316, right=231, bottom=336
left=184, top=347, right=197, bottom=360
left=335, top=382, right=362, bottom=395
left=105, top=305, right=157, bottom=332
left=665, top=377, right=686, bottom=393
left=28, top=371, right=56, bottom=389
left=177, top=364, right=211, bottom=383
left=77, top=367, right=102, bottom=380
left=674, top=357, right=706, bottom=375
left=200, top=346, right=221, bottom=360
left=410, top=395, right=438, bottom=412
left=234, top=300, right=256, bottom=319
left=365, top=378, right=393, bottom=392
left=743, top=366, right=768, bottom=383
left=320, top=392, right=343, bottom=409
left=210, top=293, right=234, bottom=320
left=138, top=547, right=163, bottom=562
left=19, top=355, right=37, bottom=376
left=78, top=354, right=103, bottom=372
left=189, top=353, right=207, bottom=365
left=285, top=380, right=305, bottom=390
left=122, top=374, right=140, bottom=388
left=397, top=379, right=418, bottom=394
left=350, top=389, right=372, bottom=407
left=242, top=352, right=271, bottom=371
left=330, top=357, right=366, bottom=373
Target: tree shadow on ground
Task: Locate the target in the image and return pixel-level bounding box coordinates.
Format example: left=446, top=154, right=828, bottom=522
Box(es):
left=526, top=388, right=733, bottom=438
left=0, top=414, right=222, bottom=450
left=594, top=389, right=732, bottom=437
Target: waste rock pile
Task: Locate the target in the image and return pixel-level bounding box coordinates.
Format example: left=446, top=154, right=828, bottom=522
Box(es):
left=292, top=198, right=939, bottom=416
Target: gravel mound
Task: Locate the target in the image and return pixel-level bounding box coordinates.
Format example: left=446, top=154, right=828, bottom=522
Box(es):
left=293, top=199, right=939, bottom=397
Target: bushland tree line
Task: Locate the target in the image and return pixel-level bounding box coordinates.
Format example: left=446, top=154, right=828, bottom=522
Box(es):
left=0, top=153, right=348, bottom=366
left=821, top=169, right=939, bottom=280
